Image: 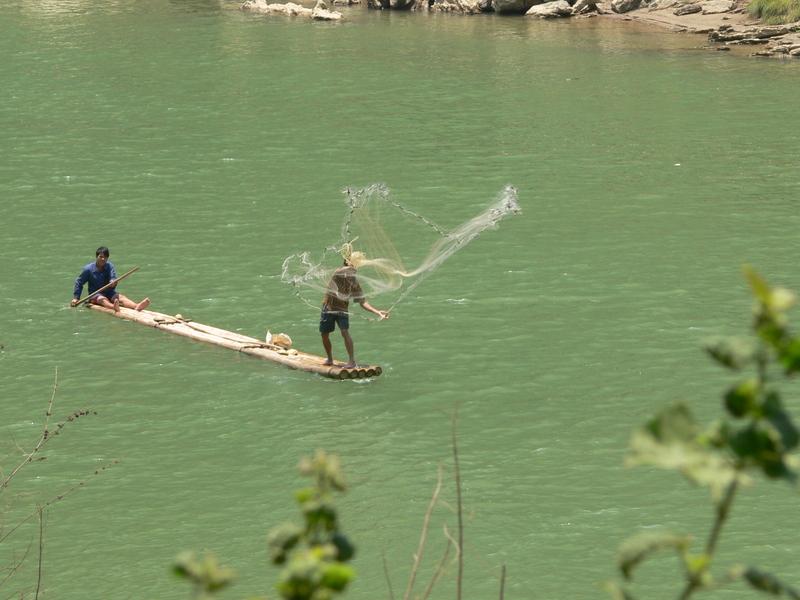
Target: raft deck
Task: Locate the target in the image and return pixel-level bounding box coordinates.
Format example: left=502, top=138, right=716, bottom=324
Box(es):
left=85, top=305, right=382, bottom=379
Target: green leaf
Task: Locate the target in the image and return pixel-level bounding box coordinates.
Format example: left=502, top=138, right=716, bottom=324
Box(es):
left=743, top=265, right=772, bottom=305
left=743, top=266, right=797, bottom=312
left=764, top=393, right=800, bottom=452
left=617, top=530, right=690, bottom=580
left=172, top=551, right=200, bottom=579
left=724, top=379, right=760, bottom=418
left=320, top=563, right=355, bottom=591
left=728, top=422, right=798, bottom=481
left=331, top=532, right=356, bottom=562
left=778, top=338, right=800, bottom=374
left=627, top=402, right=739, bottom=494
left=683, top=553, right=711, bottom=580
left=267, top=522, right=303, bottom=565
left=729, top=422, right=778, bottom=460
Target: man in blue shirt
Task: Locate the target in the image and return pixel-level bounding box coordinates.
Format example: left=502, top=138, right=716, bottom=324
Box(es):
left=70, top=246, right=150, bottom=311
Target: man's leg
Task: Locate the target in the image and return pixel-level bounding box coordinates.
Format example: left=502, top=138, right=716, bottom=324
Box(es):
left=118, top=294, right=150, bottom=311
left=321, top=332, right=334, bottom=366
left=340, top=329, right=355, bottom=368
left=93, top=296, right=120, bottom=312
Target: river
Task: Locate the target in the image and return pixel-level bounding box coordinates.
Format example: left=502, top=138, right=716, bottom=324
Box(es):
left=1, top=0, right=800, bottom=598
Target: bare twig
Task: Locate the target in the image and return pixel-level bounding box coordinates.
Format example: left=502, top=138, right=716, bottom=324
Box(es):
left=0, top=459, right=119, bottom=545
left=35, top=507, right=44, bottom=600
left=403, top=463, right=444, bottom=600
left=452, top=402, right=464, bottom=600
left=0, top=539, right=32, bottom=588
left=500, top=564, right=506, bottom=600
left=419, top=528, right=454, bottom=600
left=382, top=554, right=395, bottom=600
left=2, top=369, right=96, bottom=492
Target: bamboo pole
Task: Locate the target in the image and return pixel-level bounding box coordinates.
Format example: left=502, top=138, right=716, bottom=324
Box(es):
left=72, top=266, right=139, bottom=307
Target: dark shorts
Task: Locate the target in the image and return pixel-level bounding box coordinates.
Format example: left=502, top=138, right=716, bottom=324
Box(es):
left=319, top=306, right=349, bottom=333
left=91, top=291, right=119, bottom=304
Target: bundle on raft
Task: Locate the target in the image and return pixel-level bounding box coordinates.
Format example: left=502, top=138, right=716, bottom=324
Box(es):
left=85, top=305, right=382, bottom=380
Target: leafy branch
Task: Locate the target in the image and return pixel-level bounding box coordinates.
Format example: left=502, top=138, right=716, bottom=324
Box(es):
left=608, top=266, right=800, bottom=600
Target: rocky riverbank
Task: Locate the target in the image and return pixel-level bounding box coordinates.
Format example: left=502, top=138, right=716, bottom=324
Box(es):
left=603, top=0, right=800, bottom=57
left=242, top=0, right=800, bottom=57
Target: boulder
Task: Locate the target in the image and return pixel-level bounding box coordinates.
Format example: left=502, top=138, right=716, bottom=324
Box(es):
left=674, top=2, right=701, bottom=14
left=367, top=0, right=419, bottom=9
left=526, top=0, right=572, bottom=16
left=572, top=0, right=599, bottom=12
left=241, top=0, right=345, bottom=16
left=431, top=0, right=486, bottom=12
left=611, top=0, right=641, bottom=12
left=700, top=0, right=734, bottom=12
left=647, top=0, right=680, bottom=10
left=494, top=0, right=541, bottom=13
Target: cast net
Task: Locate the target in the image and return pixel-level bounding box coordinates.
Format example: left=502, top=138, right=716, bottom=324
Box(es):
left=281, top=184, right=522, bottom=318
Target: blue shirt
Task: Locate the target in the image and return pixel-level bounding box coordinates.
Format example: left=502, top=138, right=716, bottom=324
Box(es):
left=73, top=261, right=117, bottom=300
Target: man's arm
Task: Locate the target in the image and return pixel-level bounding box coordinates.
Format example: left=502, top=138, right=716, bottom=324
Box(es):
left=108, top=263, right=118, bottom=288
left=71, top=266, right=89, bottom=303
left=358, top=300, right=389, bottom=320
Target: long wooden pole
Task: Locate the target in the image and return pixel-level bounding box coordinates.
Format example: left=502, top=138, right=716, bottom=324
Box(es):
left=72, top=266, right=139, bottom=307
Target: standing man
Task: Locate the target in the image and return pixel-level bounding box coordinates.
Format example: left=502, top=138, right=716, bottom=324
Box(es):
left=70, top=246, right=150, bottom=312
left=320, top=251, right=388, bottom=368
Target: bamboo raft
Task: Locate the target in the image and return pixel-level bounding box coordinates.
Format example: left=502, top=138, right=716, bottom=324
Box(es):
left=85, top=305, right=382, bottom=379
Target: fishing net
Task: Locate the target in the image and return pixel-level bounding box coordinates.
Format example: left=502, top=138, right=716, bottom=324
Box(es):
left=281, top=184, right=522, bottom=318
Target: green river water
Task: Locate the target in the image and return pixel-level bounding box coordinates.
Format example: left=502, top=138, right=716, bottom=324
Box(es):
left=2, top=0, right=800, bottom=598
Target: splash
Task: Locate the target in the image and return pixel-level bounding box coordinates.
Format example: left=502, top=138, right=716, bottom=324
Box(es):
left=281, top=184, right=522, bottom=317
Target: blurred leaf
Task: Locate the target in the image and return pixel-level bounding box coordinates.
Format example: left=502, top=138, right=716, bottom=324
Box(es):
left=764, top=393, right=800, bottom=452
left=683, top=553, right=711, bottom=579
left=618, top=530, right=690, bottom=579
left=331, top=533, right=355, bottom=562
left=778, top=338, right=800, bottom=374
left=744, top=266, right=797, bottom=312
left=743, top=265, right=772, bottom=306
left=770, top=287, right=798, bottom=312
left=729, top=422, right=797, bottom=481
left=302, top=500, right=337, bottom=533
left=296, top=487, right=315, bottom=504
left=704, top=337, right=755, bottom=371
left=172, top=551, right=199, bottom=579
left=724, top=379, right=760, bottom=418
left=729, top=422, right=777, bottom=460
left=320, top=563, right=355, bottom=591
left=741, top=566, right=800, bottom=598
left=627, top=403, right=739, bottom=494
left=172, top=552, right=236, bottom=596
left=603, top=582, right=637, bottom=600
left=268, top=522, right=303, bottom=565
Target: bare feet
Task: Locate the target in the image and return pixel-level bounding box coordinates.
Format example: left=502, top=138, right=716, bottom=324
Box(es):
left=113, top=297, right=120, bottom=312
left=135, top=298, right=150, bottom=311
left=342, top=361, right=356, bottom=369
left=322, top=359, right=333, bottom=366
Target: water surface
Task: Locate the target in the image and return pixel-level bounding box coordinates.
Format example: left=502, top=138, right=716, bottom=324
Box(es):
left=2, top=1, right=800, bottom=598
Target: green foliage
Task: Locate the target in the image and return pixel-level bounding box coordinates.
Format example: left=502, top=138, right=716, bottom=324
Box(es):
left=612, top=267, right=800, bottom=600
left=173, top=552, right=237, bottom=600
left=174, top=450, right=355, bottom=600
left=747, top=0, right=800, bottom=25
left=269, top=450, right=356, bottom=600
